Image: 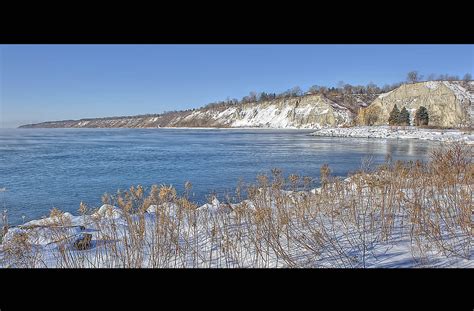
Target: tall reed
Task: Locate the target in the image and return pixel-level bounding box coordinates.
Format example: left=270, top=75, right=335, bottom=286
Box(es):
left=1, top=143, right=472, bottom=268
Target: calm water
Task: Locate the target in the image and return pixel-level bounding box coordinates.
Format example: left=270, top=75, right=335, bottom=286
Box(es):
left=0, top=128, right=439, bottom=225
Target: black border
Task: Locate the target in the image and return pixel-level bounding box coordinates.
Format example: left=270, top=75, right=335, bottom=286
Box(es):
left=0, top=32, right=473, bottom=44
left=2, top=0, right=473, bottom=44
left=1, top=18, right=473, bottom=311
left=1, top=10, right=473, bottom=45
left=0, top=268, right=473, bottom=310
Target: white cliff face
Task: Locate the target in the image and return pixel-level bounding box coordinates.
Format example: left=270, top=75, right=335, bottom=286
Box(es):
left=23, top=94, right=352, bottom=129
left=177, top=94, right=352, bottom=129
left=21, top=81, right=473, bottom=129
left=360, top=81, right=474, bottom=127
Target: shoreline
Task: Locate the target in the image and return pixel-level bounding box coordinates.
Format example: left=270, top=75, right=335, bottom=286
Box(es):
left=12, top=126, right=317, bottom=131
left=309, top=126, right=474, bottom=144
left=12, top=124, right=474, bottom=139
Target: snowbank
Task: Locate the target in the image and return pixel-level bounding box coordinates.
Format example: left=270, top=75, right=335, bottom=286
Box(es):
left=1, top=173, right=472, bottom=268
left=310, top=126, right=474, bottom=144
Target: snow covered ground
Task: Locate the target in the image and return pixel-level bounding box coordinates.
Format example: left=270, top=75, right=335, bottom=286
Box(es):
left=310, top=126, right=474, bottom=144
left=1, top=172, right=471, bottom=268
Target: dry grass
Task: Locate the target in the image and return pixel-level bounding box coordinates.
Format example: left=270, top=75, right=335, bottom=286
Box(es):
left=1, top=143, right=472, bottom=268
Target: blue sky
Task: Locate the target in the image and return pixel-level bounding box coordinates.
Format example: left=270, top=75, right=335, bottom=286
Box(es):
left=1, top=44, right=472, bottom=128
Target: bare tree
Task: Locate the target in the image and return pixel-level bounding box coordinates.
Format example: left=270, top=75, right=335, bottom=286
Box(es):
left=438, top=74, right=459, bottom=81
left=407, top=71, right=423, bottom=83
left=391, top=82, right=402, bottom=89
left=427, top=73, right=437, bottom=81
left=308, top=85, right=321, bottom=94
left=381, top=84, right=391, bottom=93
left=337, top=81, right=345, bottom=91
left=366, top=82, right=378, bottom=95
left=438, top=74, right=448, bottom=81
left=462, top=73, right=472, bottom=82
left=291, top=86, right=303, bottom=97
left=343, top=84, right=353, bottom=94
left=353, top=85, right=365, bottom=94
left=249, top=91, right=257, bottom=102
left=319, top=86, right=328, bottom=94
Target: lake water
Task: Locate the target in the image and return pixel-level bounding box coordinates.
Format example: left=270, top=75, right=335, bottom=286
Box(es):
left=0, top=128, right=439, bottom=225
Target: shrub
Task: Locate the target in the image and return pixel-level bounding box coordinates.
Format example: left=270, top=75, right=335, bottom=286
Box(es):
left=364, top=106, right=381, bottom=126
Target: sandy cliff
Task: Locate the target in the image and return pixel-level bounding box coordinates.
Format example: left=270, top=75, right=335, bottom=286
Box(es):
left=358, top=81, right=473, bottom=127
left=20, top=94, right=352, bottom=129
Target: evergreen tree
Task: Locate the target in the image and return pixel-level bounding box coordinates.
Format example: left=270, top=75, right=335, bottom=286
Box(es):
left=398, top=107, right=410, bottom=125
left=388, top=104, right=400, bottom=125
left=414, top=106, right=429, bottom=126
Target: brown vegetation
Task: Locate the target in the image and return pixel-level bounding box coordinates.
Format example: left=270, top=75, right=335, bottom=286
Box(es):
left=1, top=144, right=472, bottom=268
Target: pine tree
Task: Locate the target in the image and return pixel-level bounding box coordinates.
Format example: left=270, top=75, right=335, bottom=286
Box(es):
left=415, top=106, right=429, bottom=126
left=398, top=107, right=410, bottom=126
left=388, top=104, right=400, bottom=126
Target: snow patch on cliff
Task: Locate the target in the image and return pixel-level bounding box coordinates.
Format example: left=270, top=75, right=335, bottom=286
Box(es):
left=443, top=81, right=474, bottom=103
left=425, top=81, right=440, bottom=90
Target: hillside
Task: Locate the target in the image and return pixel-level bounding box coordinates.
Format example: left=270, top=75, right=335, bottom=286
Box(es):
left=19, top=80, right=474, bottom=129
left=358, top=81, right=474, bottom=127
left=20, top=94, right=356, bottom=129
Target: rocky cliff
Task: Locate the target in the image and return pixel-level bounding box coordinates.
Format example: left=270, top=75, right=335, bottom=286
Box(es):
left=19, top=81, right=474, bottom=129
left=20, top=94, right=353, bottom=129
left=358, top=81, right=474, bottom=127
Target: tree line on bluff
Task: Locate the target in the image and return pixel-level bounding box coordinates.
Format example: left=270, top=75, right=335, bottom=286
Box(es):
left=198, top=71, right=472, bottom=112
left=142, top=70, right=472, bottom=118
left=39, top=70, right=471, bottom=125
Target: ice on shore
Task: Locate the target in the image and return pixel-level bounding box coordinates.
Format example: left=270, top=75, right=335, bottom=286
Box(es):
left=310, top=126, right=474, bottom=144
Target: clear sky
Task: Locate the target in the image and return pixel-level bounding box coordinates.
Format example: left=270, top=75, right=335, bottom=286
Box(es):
left=1, top=44, right=472, bottom=128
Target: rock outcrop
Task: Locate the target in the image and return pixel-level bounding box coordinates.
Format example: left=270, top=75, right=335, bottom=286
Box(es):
left=358, top=81, right=474, bottom=127
left=177, top=94, right=352, bottom=129
left=20, top=94, right=353, bottom=129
